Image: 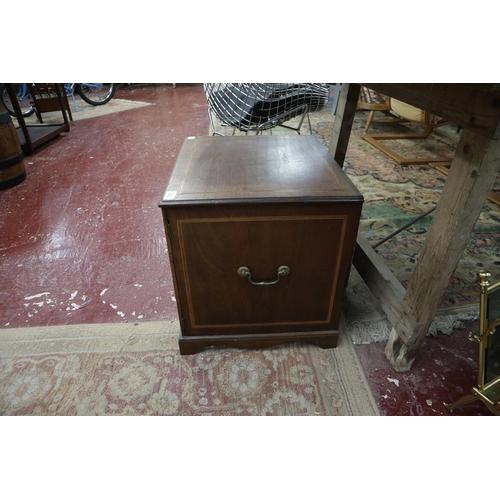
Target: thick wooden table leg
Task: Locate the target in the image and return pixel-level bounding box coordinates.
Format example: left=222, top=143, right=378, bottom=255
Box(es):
left=385, top=130, right=500, bottom=371
left=328, top=83, right=360, bottom=167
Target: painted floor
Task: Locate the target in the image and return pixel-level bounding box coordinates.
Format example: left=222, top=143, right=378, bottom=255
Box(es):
left=0, top=83, right=492, bottom=416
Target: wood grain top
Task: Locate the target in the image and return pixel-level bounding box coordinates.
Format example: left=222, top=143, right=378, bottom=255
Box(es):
left=160, top=135, right=363, bottom=205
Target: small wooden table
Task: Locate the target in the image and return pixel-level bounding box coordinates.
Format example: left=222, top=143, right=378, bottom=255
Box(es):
left=329, top=83, right=500, bottom=372
left=5, top=83, right=70, bottom=155
left=160, top=135, right=363, bottom=354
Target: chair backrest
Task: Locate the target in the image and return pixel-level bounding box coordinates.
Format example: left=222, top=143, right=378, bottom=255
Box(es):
left=390, top=98, right=426, bottom=123
left=204, top=83, right=329, bottom=133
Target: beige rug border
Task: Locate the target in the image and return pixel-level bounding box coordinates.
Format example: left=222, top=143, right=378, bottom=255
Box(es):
left=13, top=98, right=154, bottom=126
left=0, top=318, right=380, bottom=416
left=334, top=317, right=381, bottom=415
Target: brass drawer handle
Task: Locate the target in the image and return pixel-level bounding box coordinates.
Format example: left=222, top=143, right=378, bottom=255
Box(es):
left=237, top=265, right=290, bottom=286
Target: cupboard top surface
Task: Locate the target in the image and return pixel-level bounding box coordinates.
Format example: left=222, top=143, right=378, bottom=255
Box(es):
left=160, top=135, right=363, bottom=205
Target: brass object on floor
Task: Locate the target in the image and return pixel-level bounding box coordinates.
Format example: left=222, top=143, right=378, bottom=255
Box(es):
left=445, top=271, right=500, bottom=415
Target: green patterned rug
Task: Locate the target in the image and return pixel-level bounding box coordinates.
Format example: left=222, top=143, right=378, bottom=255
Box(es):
left=209, top=88, right=500, bottom=342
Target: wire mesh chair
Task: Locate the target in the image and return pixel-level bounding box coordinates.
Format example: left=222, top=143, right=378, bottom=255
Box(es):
left=204, top=83, right=330, bottom=136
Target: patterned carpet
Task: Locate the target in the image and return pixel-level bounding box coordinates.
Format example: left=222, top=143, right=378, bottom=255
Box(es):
left=0, top=319, right=379, bottom=416
left=323, top=105, right=500, bottom=337
left=312, top=102, right=500, bottom=312
left=208, top=87, right=500, bottom=342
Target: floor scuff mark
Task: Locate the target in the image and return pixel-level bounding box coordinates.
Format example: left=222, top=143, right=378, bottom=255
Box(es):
left=387, top=377, right=400, bottom=387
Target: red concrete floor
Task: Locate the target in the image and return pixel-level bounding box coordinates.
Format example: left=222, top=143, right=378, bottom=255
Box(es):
left=0, top=83, right=493, bottom=416
left=355, top=320, right=492, bottom=415
left=1, top=84, right=206, bottom=328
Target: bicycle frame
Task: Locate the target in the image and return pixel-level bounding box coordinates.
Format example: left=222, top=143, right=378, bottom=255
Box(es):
left=65, top=84, right=79, bottom=110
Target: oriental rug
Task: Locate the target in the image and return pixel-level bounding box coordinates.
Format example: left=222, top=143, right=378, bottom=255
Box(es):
left=0, top=319, right=379, bottom=416
left=208, top=87, right=500, bottom=343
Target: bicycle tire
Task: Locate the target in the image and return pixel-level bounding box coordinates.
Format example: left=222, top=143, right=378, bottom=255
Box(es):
left=77, top=83, right=116, bottom=106
left=0, top=84, right=36, bottom=117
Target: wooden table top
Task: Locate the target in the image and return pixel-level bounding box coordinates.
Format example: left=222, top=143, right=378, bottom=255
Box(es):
left=362, top=83, right=500, bottom=139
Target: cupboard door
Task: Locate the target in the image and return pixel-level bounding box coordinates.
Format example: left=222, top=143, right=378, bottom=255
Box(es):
left=172, top=214, right=348, bottom=334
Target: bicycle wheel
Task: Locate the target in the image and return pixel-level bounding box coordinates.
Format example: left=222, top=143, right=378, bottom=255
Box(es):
left=77, top=83, right=116, bottom=105
left=0, top=84, right=36, bottom=117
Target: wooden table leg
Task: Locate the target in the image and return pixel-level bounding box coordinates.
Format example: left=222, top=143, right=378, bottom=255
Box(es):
left=328, top=83, right=360, bottom=167
left=385, top=129, right=500, bottom=371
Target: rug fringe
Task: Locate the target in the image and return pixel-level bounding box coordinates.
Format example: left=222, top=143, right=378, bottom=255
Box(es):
left=346, top=307, right=479, bottom=345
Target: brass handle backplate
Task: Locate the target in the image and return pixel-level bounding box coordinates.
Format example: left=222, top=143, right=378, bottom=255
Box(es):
left=237, top=265, right=290, bottom=286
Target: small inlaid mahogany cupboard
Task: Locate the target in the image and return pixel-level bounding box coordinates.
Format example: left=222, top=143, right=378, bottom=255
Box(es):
left=159, top=135, right=363, bottom=354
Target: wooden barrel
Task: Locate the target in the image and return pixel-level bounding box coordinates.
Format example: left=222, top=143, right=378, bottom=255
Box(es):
left=0, top=100, right=26, bottom=190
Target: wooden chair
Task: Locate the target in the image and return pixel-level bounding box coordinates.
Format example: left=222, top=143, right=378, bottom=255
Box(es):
left=357, top=86, right=406, bottom=132
left=362, top=96, right=453, bottom=165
